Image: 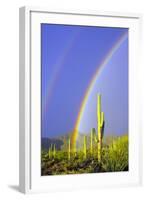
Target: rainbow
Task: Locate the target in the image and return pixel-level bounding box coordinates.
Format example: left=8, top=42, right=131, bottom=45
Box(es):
left=71, top=32, right=128, bottom=151
left=42, top=30, right=82, bottom=117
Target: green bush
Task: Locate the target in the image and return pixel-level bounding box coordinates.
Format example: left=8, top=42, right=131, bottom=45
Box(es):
left=101, top=135, right=128, bottom=172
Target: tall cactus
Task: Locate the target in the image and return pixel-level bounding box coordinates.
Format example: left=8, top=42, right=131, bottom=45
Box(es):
left=83, top=135, right=87, bottom=159
left=97, top=94, right=104, bottom=162
left=68, top=138, right=71, bottom=160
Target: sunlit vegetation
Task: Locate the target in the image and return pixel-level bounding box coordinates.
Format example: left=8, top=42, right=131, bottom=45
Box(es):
left=41, top=134, right=128, bottom=175
left=41, top=94, right=128, bottom=175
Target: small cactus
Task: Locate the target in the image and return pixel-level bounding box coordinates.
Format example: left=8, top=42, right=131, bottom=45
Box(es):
left=48, top=147, right=51, bottom=159
left=83, top=135, right=87, bottom=159
left=90, top=128, right=95, bottom=155
left=49, top=143, right=53, bottom=159
left=68, top=138, right=71, bottom=160
left=53, top=144, right=56, bottom=158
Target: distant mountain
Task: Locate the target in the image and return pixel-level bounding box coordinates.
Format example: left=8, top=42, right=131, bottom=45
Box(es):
left=41, top=131, right=84, bottom=150
left=41, top=138, right=63, bottom=150
left=41, top=131, right=127, bottom=151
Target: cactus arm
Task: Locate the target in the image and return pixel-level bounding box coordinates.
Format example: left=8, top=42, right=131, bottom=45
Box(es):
left=100, top=112, right=104, bottom=127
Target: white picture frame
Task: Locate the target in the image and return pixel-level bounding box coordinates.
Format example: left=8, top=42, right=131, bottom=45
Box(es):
left=19, top=6, right=142, bottom=194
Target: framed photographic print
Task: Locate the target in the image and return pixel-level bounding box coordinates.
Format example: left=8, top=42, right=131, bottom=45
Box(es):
left=19, top=7, right=142, bottom=193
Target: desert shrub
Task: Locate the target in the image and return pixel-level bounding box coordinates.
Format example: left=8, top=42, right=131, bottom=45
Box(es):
left=101, top=135, right=128, bottom=172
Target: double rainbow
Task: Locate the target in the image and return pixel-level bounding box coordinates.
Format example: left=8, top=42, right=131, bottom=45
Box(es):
left=71, top=32, right=128, bottom=151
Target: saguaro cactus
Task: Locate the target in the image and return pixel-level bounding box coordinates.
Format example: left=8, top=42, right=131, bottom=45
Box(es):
left=68, top=138, right=71, bottom=160
left=97, top=94, right=104, bottom=162
left=83, top=135, right=87, bottom=159
left=90, top=128, right=95, bottom=155
left=48, top=148, right=51, bottom=159
left=90, top=129, right=93, bottom=155
left=49, top=143, right=53, bottom=159
left=50, top=143, right=53, bottom=151
left=53, top=144, right=56, bottom=158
